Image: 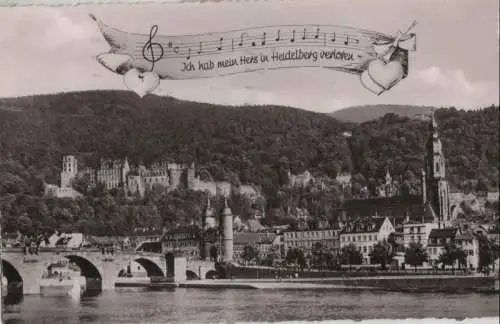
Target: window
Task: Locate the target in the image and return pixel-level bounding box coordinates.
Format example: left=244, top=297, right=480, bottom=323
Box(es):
left=353, top=236, right=356, bottom=242
left=363, top=246, right=367, bottom=253
left=363, top=235, right=366, bottom=241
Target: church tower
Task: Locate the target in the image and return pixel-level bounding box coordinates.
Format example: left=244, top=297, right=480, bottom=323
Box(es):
left=425, top=112, right=451, bottom=227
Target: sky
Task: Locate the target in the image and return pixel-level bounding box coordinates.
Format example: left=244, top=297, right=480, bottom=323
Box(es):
left=0, top=0, right=498, bottom=113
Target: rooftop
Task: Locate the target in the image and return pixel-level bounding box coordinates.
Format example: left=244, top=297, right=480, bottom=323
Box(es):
left=340, top=217, right=388, bottom=234
left=428, top=228, right=458, bottom=239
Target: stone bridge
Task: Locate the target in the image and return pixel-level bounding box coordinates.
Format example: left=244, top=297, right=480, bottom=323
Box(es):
left=1, top=248, right=215, bottom=295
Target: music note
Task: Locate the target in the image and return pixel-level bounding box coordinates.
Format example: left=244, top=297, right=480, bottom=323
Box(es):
left=314, top=28, right=320, bottom=39
left=186, top=48, right=191, bottom=60
left=197, top=41, right=203, bottom=54
left=275, top=30, right=281, bottom=42
left=344, top=34, right=349, bottom=46
left=331, top=32, right=336, bottom=43
left=290, top=30, right=296, bottom=43
left=217, top=37, right=223, bottom=51
left=239, top=33, right=246, bottom=46
left=261, top=32, right=267, bottom=46
left=302, top=28, right=307, bottom=40
left=231, top=39, right=235, bottom=51
left=142, top=25, right=164, bottom=70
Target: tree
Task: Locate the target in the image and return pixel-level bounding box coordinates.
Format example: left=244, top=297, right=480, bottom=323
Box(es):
left=340, top=243, right=363, bottom=270
left=369, top=239, right=394, bottom=269
left=438, top=243, right=464, bottom=270
left=241, top=245, right=259, bottom=265
left=404, top=242, right=428, bottom=271
left=209, top=245, right=218, bottom=262
left=312, top=242, right=323, bottom=269
left=477, top=233, right=497, bottom=273
left=296, top=249, right=306, bottom=270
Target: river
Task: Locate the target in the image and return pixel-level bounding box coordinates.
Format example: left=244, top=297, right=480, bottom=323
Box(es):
left=2, top=288, right=499, bottom=323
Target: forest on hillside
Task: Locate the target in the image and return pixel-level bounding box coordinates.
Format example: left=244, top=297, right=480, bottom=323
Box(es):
left=0, top=91, right=498, bottom=235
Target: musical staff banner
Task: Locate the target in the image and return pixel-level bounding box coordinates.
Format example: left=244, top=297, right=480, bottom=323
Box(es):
left=90, top=14, right=417, bottom=97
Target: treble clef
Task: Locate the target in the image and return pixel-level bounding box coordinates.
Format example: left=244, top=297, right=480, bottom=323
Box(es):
left=142, top=25, right=164, bottom=71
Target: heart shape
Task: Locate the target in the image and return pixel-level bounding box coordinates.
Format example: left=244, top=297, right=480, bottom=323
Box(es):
left=123, top=69, right=160, bottom=98
left=360, top=70, right=385, bottom=95
left=367, top=59, right=404, bottom=90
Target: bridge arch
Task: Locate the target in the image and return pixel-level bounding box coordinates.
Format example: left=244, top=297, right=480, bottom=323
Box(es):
left=205, top=269, right=218, bottom=279
left=1, top=259, right=24, bottom=298
left=131, top=257, right=165, bottom=277
left=2, top=259, right=23, bottom=283
left=64, top=255, right=102, bottom=279
left=186, top=270, right=200, bottom=280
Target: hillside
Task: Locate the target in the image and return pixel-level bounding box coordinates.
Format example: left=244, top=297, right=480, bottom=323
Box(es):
left=330, top=105, right=435, bottom=123
left=0, top=91, right=498, bottom=235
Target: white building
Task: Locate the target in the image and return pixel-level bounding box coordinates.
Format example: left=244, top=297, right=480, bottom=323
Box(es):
left=283, top=228, right=340, bottom=255
left=426, top=228, right=459, bottom=265
left=455, top=230, right=480, bottom=269
left=339, top=217, right=395, bottom=265
left=402, top=221, right=439, bottom=248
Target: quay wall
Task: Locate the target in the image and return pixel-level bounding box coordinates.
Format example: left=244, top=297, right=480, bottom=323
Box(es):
left=303, top=276, right=498, bottom=293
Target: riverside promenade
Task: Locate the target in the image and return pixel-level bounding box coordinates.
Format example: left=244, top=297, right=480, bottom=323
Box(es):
left=161, top=274, right=499, bottom=293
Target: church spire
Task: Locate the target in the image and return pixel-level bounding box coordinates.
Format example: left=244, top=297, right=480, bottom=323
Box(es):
left=425, top=111, right=451, bottom=228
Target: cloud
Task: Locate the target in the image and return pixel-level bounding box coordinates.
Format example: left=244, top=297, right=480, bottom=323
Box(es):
left=412, top=66, right=498, bottom=107
left=417, top=66, right=492, bottom=96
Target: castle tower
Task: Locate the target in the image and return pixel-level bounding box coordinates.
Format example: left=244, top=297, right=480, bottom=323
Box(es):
left=425, top=112, right=451, bottom=228
left=204, top=195, right=216, bottom=230
left=60, top=155, right=78, bottom=188
left=222, top=197, right=233, bottom=263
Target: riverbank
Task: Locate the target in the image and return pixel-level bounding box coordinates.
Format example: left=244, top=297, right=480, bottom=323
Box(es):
left=150, top=274, right=499, bottom=293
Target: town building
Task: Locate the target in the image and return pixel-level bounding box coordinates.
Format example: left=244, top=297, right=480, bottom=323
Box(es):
left=288, top=170, right=312, bottom=188
left=283, top=224, right=340, bottom=256
left=426, top=228, right=459, bottom=265
left=339, top=216, right=395, bottom=265
left=233, top=231, right=280, bottom=264
left=455, top=229, right=480, bottom=269
left=160, top=226, right=202, bottom=260
left=402, top=204, right=440, bottom=248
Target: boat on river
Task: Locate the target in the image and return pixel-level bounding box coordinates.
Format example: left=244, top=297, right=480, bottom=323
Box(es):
left=40, top=259, right=84, bottom=297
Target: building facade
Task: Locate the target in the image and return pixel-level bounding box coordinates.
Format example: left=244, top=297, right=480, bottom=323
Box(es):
left=402, top=221, right=439, bottom=248
left=339, top=217, right=395, bottom=265
left=426, top=228, right=459, bottom=265
left=283, top=227, right=340, bottom=255
left=161, top=226, right=202, bottom=260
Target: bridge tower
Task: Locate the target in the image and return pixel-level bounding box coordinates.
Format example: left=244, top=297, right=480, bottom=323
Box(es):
left=222, top=198, right=233, bottom=262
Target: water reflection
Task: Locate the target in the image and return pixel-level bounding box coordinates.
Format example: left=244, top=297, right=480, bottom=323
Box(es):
left=2, top=288, right=499, bottom=323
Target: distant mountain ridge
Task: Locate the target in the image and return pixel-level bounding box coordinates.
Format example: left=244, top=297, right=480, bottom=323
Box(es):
left=329, top=105, right=436, bottom=123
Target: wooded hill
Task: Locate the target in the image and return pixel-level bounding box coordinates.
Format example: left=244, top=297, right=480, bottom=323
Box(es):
left=0, top=91, right=498, bottom=235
